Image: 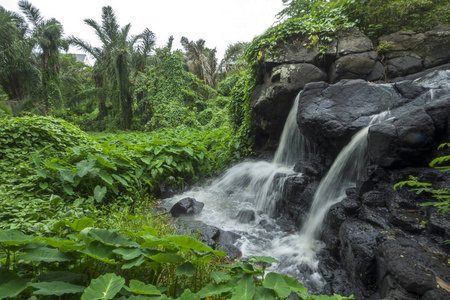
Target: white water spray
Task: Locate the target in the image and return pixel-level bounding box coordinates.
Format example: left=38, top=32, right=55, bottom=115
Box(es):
left=274, top=94, right=314, bottom=166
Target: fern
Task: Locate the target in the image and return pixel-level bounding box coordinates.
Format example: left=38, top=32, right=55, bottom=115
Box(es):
left=394, top=143, right=450, bottom=216
left=393, top=176, right=432, bottom=191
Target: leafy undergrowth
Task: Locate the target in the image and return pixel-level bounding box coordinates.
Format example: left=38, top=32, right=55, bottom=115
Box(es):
left=0, top=116, right=229, bottom=233
left=0, top=115, right=354, bottom=299
left=0, top=220, right=353, bottom=299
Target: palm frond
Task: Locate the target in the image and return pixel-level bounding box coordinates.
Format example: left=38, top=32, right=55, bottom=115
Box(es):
left=18, top=0, right=43, bottom=28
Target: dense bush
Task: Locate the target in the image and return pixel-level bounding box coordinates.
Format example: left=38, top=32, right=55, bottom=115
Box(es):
left=0, top=116, right=230, bottom=233
left=343, top=0, right=450, bottom=37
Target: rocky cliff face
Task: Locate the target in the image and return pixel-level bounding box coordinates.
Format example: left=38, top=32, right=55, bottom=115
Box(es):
left=253, top=26, right=450, bottom=299
left=287, top=70, right=450, bottom=299
left=251, top=25, right=450, bottom=145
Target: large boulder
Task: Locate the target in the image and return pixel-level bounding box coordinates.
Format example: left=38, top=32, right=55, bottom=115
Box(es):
left=376, top=237, right=450, bottom=299
left=368, top=107, right=437, bottom=168
left=251, top=26, right=450, bottom=144
left=298, top=70, right=450, bottom=160
left=297, top=80, right=397, bottom=157
left=339, top=220, right=379, bottom=295
left=380, top=25, right=450, bottom=76
left=329, top=51, right=378, bottom=83
left=251, top=63, right=327, bottom=136
left=170, top=197, right=205, bottom=217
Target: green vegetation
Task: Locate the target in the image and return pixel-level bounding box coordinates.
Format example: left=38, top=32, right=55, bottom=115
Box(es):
left=1, top=0, right=448, bottom=298
left=394, top=143, right=450, bottom=216
left=0, top=224, right=354, bottom=299
left=0, top=116, right=353, bottom=299
left=0, top=116, right=230, bottom=232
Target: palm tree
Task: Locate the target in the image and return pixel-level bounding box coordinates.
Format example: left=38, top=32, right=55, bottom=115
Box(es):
left=70, top=6, right=155, bottom=130
left=0, top=6, right=41, bottom=113
left=180, top=37, right=217, bottom=88
left=218, top=42, right=248, bottom=79
left=18, top=1, right=68, bottom=112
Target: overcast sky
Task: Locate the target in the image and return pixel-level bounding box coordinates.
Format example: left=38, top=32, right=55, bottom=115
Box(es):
left=2, top=0, right=285, bottom=61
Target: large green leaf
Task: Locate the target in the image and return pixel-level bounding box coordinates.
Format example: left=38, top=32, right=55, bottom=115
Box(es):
left=176, top=262, right=195, bottom=277
left=60, top=169, right=75, bottom=183
left=122, top=255, right=146, bottom=269
left=0, top=279, right=30, bottom=299
left=140, top=236, right=171, bottom=248
left=76, top=159, right=96, bottom=178
left=164, top=235, right=220, bottom=254
left=79, top=241, right=118, bottom=265
left=21, top=247, right=75, bottom=262
left=98, top=170, right=114, bottom=185
left=282, top=274, right=309, bottom=298
left=230, top=274, right=255, bottom=300
left=113, top=247, right=143, bottom=260
left=88, top=228, right=139, bottom=247
left=69, top=217, right=94, bottom=232
left=209, top=271, right=231, bottom=283
left=112, top=174, right=129, bottom=187
left=94, top=185, right=107, bottom=203
left=28, top=281, right=85, bottom=296
left=36, top=237, right=78, bottom=249
left=142, top=226, right=158, bottom=237
left=81, top=273, right=125, bottom=300
left=0, top=229, right=34, bottom=245
left=179, top=289, right=200, bottom=300
left=0, top=269, right=17, bottom=285
left=262, top=272, right=291, bottom=298
left=248, top=255, right=279, bottom=264
left=252, top=287, right=277, bottom=300
left=92, top=154, right=116, bottom=170
left=125, top=280, right=161, bottom=295
left=197, top=282, right=233, bottom=298
left=149, top=253, right=185, bottom=263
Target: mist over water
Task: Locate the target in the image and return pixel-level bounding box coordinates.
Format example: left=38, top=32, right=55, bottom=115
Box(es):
left=164, top=95, right=390, bottom=291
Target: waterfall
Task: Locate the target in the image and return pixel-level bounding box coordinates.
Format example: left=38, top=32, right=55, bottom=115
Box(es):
left=163, top=91, right=390, bottom=291
left=300, top=111, right=391, bottom=242
left=164, top=92, right=308, bottom=223
left=299, top=127, right=370, bottom=240
left=274, top=94, right=314, bottom=166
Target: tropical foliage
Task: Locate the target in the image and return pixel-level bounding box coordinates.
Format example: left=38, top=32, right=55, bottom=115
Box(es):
left=394, top=143, right=450, bottom=216
left=1, top=1, right=448, bottom=299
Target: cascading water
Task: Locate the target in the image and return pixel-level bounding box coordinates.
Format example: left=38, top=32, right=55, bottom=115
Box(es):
left=164, top=90, right=390, bottom=292
left=300, top=112, right=391, bottom=242
left=274, top=94, right=314, bottom=166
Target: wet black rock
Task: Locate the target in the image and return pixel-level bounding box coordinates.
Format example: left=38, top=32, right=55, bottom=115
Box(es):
left=341, top=196, right=361, bottom=215
left=216, top=230, right=242, bottom=259
left=361, top=191, right=387, bottom=208
left=389, top=210, right=426, bottom=234
left=170, top=197, right=205, bottom=217
left=157, top=184, right=178, bottom=199
left=376, top=237, right=450, bottom=298
left=358, top=206, right=391, bottom=230
left=317, top=250, right=356, bottom=298
left=339, top=220, right=379, bottom=293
